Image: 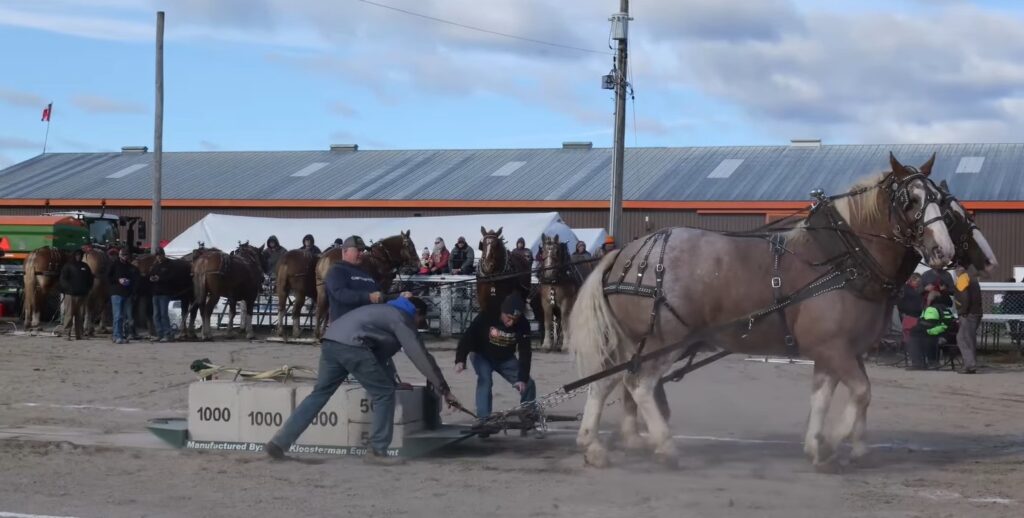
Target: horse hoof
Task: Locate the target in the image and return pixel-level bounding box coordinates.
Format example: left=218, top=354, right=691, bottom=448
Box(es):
left=584, top=446, right=610, bottom=468
left=620, top=434, right=648, bottom=451
left=850, top=443, right=870, bottom=461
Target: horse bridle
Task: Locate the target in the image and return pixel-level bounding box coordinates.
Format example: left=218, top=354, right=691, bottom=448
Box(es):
left=478, top=234, right=510, bottom=277
left=885, top=168, right=947, bottom=245
left=539, top=241, right=569, bottom=284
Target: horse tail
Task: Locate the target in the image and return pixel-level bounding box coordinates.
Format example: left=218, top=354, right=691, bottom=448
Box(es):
left=566, top=249, right=624, bottom=377
left=193, top=263, right=208, bottom=310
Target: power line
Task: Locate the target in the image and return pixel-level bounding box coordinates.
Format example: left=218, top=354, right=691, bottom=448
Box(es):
left=357, top=0, right=612, bottom=55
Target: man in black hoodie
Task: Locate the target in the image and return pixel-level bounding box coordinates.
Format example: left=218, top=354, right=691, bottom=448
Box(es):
left=301, top=234, right=321, bottom=255
left=59, top=249, right=94, bottom=340
left=455, top=293, right=536, bottom=419
left=262, top=235, right=285, bottom=278
left=108, top=248, right=140, bottom=344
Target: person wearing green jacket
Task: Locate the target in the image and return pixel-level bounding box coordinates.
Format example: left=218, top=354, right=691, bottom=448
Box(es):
left=907, top=304, right=954, bottom=370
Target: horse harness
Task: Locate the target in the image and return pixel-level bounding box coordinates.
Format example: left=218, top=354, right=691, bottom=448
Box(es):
left=596, top=171, right=945, bottom=367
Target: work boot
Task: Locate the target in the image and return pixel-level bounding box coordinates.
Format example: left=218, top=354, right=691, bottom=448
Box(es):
left=957, top=367, right=977, bottom=374
left=363, top=449, right=405, bottom=466
left=264, top=441, right=286, bottom=460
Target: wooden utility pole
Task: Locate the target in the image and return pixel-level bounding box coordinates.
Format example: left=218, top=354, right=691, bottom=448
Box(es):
left=152, top=11, right=164, bottom=252
left=608, top=0, right=630, bottom=242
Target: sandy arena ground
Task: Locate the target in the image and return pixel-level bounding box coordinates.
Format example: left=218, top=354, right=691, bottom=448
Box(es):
left=1, top=328, right=1023, bottom=518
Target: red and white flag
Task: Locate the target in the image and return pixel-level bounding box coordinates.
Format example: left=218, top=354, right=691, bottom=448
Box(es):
left=41, top=102, right=52, bottom=122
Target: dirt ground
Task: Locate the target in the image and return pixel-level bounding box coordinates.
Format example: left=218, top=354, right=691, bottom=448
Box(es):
left=1, top=327, right=1023, bottom=518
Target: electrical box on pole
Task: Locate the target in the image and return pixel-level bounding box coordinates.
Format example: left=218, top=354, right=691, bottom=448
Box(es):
left=609, top=12, right=631, bottom=40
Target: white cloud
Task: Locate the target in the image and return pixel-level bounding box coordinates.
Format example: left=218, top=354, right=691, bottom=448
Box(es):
left=0, top=136, right=42, bottom=150
left=329, top=101, right=358, bottom=118
left=71, top=94, right=146, bottom=114
left=0, top=87, right=47, bottom=108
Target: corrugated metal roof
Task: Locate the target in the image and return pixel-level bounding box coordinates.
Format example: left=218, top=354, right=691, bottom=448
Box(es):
left=0, top=144, right=1021, bottom=201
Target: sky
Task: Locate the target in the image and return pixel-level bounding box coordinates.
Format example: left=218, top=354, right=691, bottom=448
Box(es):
left=3, top=0, right=1024, bottom=169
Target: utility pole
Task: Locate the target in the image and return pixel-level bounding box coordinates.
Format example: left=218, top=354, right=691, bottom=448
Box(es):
left=152, top=11, right=164, bottom=252
left=607, top=1, right=631, bottom=242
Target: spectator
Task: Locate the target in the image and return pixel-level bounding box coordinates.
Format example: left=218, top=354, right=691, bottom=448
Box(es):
left=571, top=241, right=592, bottom=262
left=449, top=236, right=475, bottom=275
left=907, top=304, right=954, bottom=370
left=262, top=236, right=285, bottom=277
left=429, top=237, right=450, bottom=275
left=418, top=247, right=431, bottom=275
left=595, top=235, right=617, bottom=259
left=149, top=248, right=175, bottom=342
left=325, top=236, right=381, bottom=323
left=327, top=238, right=344, bottom=251
left=919, top=265, right=955, bottom=308
left=58, top=249, right=93, bottom=341
left=897, top=273, right=924, bottom=346
left=107, top=248, right=140, bottom=344
left=511, top=237, right=533, bottom=266
left=301, top=234, right=321, bottom=255
left=953, top=266, right=982, bottom=374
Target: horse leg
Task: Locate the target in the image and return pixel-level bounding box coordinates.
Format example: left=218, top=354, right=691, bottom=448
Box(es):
left=803, top=363, right=839, bottom=465
left=619, top=385, right=648, bottom=450
left=227, top=299, right=237, bottom=336
left=577, top=376, right=618, bottom=468
left=202, top=298, right=216, bottom=341
left=187, top=301, right=199, bottom=339
left=276, top=291, right=287, bottom=341
left=627, top=371, right=678, bottom=467
left=292, top=292, right=305, bottom=340
left=244, top=299, right=255, bottom=340
left=541, top=292, right=554, bottom=351
left=829, top=356, right=872, bottom=461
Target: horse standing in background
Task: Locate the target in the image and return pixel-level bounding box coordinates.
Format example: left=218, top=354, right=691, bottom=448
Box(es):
left=21, top=247, right=70, bottom=333
left=191, top=242, right=265, bottom=341
left=537, top=233, right=578, bottom=352
left=476, top=227, right=531, bottom=316
left=274, top=249, right=318, bottom=342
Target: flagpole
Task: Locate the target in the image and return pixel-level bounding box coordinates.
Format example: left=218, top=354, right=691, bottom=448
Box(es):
left=42, top=102, right=51, bottom=154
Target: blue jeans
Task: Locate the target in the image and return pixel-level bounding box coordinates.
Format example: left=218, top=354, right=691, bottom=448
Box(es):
left=111, top=295, right=133, bottom=341
left=271, top=340, right=397, bottom=453
left=470, top=353, right=536, bottom=418
left=152, top=295, right=171, bottom=339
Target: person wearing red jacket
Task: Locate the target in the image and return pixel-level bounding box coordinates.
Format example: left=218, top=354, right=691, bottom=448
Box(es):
left=429, top=237, right=450, bottom=274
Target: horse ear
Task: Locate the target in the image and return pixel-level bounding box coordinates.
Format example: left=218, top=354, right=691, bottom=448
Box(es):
left=939, top=179, right=950, bottom=192
left=540, top=233, right=547, bottom=242
left=497, top=226, right=503, bottom=236
left=889, top=152, right=907, bottom=177
left=554, top=234, right=560, bottom=243
left=480, top=226, right=486, bottom=236
left=919, top=152, right=936, bottom=176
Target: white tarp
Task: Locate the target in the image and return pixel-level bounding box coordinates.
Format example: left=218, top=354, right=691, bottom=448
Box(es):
left=573, top=228, right=608, bottom=254
left=165, top=212, right=579, bottom=259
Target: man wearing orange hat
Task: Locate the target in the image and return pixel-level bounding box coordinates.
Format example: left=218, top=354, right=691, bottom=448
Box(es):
left=596, top=235, right=617, bottom=259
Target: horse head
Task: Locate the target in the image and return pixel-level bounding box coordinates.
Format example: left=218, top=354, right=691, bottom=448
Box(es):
left=539, top=233, right=568, bottom=283
left=885, top=152, right=955, bottom=268
left=478, top=226, right=507, bottom=276
left=936, top=179, right=997, bottom=274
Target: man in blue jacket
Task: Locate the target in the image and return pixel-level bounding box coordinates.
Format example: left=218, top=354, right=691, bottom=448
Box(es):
left=266, top=297, right=460, bottom=464
left=325, top=236, right=382, bottom=324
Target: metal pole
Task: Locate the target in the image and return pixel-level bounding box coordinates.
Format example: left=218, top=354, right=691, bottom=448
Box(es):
left=609, top=0, right=628, bottom=242
left=152, top=11, right=164, bottom=252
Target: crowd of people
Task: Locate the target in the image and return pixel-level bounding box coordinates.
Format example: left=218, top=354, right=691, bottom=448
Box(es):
left=897, top=265, right=984, bottom=373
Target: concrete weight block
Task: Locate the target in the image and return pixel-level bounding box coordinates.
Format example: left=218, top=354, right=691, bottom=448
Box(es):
left=237, top=382, right=295, bottom=443
left=188, top=381, right=241, bottom=442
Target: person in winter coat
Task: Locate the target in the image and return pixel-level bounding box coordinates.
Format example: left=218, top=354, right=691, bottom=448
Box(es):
left=954, top=266, right=982, bottom=374
left=301, top=234, right=322, bottom=255
left=511, top=237, right=533, bottom=266
left=325, top=236, right=382, bottom=323
left=107, top=248, right=140, bottom=344
left=418, top=247, right=431, bottom=275
left=262, top=235, right=286, bottom=277
left=148, top=248, right=176, bottom=342
left=896, top=273, right=924, bottom=345
left=907, top=304, right=954, bottom=370
left=449, top=236, right=475, bottom=274
left=266, top=297, right=460, bottom=464
left=454, top=293, right=536, bottom=420
left=429, top=237, right=450, bottom=275
left=59, top=249, right=94, bottom=340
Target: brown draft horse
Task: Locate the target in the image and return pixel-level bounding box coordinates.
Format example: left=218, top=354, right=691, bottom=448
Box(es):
left=477, top=227, right=531, bottom=316
left=134, top=253, right=198, bottom=339
left=80, top=247, right=111, bottom=336
left=313, top=231, right=419, bottom=339
left=22, top=247, right=70, bottom=332
left=537, top=233, right=578, bottom=352
left=191, top=242, right=265, bottom=341
left=275, top=249, right=318, bottom=342
left=569, top=154, right=961, bottom=469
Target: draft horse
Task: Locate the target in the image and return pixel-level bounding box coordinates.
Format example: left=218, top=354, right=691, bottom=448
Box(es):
left=568, top=153, right=961, bottom=469
left=192, top=242, right=265, bottom=341
left=477, top=227, right=532, bottom=316
left=537, top=233, right=579, bottom=352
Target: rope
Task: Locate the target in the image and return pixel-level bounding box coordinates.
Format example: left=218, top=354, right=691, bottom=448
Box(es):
left=189, top=358, right=318, bottom=382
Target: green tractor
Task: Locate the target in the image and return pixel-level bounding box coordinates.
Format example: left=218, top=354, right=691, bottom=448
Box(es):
left=0, top=211, right=146, bottom=319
